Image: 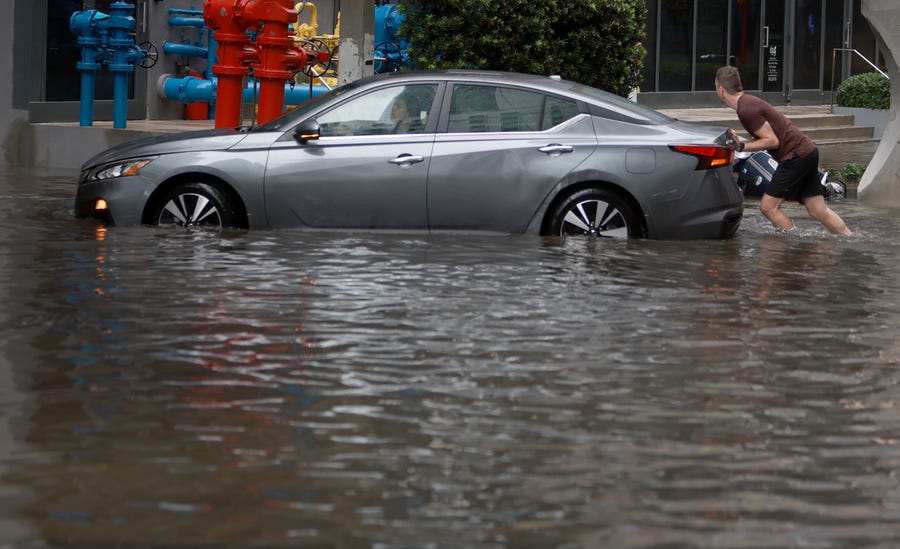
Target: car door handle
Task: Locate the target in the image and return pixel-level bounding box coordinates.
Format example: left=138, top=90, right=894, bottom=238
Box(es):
left=388, top=154, right=425, bottom=166
left=538, top=144, right=575, bottom=155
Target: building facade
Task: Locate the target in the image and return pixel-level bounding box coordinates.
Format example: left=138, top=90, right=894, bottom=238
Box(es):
left=0, top=0, right=886, bottom=168
left=638, top=0, right=887, bottom=107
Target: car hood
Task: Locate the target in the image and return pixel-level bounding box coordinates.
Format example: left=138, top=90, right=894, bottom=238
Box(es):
left=82, top=129, right=248, bottom=169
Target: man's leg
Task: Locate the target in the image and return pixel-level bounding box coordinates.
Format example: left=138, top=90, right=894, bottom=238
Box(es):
left=759, top=194, right=794, bottom=230
left=803, top=195, right=852, bottom=235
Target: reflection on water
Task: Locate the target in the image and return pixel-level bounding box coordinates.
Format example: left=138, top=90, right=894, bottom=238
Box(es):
left=2, top=168, right=900, bottom=546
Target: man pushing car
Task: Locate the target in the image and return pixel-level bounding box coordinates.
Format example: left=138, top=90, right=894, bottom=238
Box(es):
left=715, top=65, right=851, bottom=235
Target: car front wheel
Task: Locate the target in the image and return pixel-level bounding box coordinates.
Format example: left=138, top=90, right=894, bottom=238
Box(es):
left=153, top=182, right=238, bottom=229
left=547, top=188, right=641, bottom=238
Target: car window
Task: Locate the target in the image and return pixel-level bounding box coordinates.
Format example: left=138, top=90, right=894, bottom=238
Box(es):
left=542, top=96, right=581, bottom=130
left=316, top=84, right=438, bottom=136
left=448, top=84, right=579, bottom=133
left=572, top=82, right=674, bottom=124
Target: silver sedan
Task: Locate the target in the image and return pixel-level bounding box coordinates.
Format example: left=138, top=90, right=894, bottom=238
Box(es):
left=75, top=70, right=743, bottom=239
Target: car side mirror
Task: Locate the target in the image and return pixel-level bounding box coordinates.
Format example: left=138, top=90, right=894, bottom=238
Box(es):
left=293, top=120, right=321, bottom=143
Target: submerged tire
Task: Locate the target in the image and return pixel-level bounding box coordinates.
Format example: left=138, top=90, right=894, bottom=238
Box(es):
left=153, top=182, right=239, bottom=229
left=547, top=188, right=641, bottom=238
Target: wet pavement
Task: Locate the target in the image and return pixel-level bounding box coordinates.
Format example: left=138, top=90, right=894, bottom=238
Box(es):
left=1, top=168, right=900, bottom=546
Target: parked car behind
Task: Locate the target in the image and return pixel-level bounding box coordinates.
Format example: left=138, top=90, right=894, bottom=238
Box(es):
left=75, top=70, right=743, bottom=239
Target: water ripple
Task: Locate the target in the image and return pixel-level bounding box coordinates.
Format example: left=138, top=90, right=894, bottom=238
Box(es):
left=1, top=171, right=900, bottom=545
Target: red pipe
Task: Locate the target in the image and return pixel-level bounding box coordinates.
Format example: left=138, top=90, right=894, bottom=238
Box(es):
left=204, top=0, right=258, bottom=128
left=238, top=0, right=300, bottom=125
left=205, top=0, right=329, bottom=127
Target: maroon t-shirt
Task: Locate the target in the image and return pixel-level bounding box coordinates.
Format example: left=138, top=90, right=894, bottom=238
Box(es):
left=736, top=94, right=816, bottom=163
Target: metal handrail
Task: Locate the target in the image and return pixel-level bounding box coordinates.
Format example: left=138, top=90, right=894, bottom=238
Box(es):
left=830, top=48, right=889, bottom=112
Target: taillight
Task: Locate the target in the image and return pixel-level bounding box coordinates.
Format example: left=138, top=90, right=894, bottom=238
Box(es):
left=670, top=145, right=733, bottom=170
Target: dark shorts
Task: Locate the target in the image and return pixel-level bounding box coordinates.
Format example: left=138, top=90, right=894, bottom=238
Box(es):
left=766, top=148, right=824, bottom=203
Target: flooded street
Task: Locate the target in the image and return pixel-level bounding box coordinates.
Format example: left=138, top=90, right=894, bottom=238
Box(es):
left=2, top=168, right=900, bottom=547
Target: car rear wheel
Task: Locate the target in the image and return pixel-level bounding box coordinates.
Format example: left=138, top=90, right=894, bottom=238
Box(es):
left=548, top=188, right=641, bottom=238
left=153, top=182, right=238, bottom=229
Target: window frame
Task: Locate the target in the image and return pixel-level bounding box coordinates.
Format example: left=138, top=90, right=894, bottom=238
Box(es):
left=311, top=82, right=442, bottom=137
left=435, top=82, right=587, bottom=134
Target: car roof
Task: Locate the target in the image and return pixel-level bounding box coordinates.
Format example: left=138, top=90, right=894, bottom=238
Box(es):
left=354, top=69, right=577, bottom=93
left=351, top=70, right=673, bottom=125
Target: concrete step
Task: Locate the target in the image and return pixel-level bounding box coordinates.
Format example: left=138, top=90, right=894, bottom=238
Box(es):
left=685, top=113, right=856, bottom=129
left=734, top=125, right=875, bottom=141
left=817, top=139, right=879, bottom=170
left=657, top=105, right=879, bottom=169
left=784, top=113, right=856, bottom=128
left=664, top=107, right=875, bottom=144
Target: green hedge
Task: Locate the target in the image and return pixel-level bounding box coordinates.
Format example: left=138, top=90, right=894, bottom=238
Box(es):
left=835, top=72, right=891, bottom=109
left=397, top=0, right=646, bottom=97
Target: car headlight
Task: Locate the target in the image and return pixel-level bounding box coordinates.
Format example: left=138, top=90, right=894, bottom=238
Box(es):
left=85, top=158, right=155, bottom=183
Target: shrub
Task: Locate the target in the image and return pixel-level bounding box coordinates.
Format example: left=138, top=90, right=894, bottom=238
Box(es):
left=835, top=72, right=890, bottom=109
left=397, top=0, right=646, bottom=97
left=833, top=163, right=866, bottom=184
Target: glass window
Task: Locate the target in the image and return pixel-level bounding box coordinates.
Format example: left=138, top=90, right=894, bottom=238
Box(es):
left=659, top=0, right=693, bottom=91
left=542, top=96, right=580, bottom=130
left=731, top=0, right=761, bottom=91
left=850, top=0, right=878, bottom=75
left=696, top=0, right=730, bottom=91
left=316, top=84, right=437, bottom=136
left=448, top=85, right=568, bottom=133
left=794, top=0, right=823, bottom=90
left=48, top=0, right=92, bottom=101
left=823, top=0, right=845, bottom=91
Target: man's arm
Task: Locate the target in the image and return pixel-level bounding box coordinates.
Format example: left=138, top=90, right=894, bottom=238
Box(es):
left=738, top=121, right=779, bottom=152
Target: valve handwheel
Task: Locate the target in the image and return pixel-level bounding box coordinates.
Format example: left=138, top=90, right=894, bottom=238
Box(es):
left=374, top=41, right=402, bottom=74
left=299, top=39, right=333, bottom=79
left=138, top=42, right=159, bottom=69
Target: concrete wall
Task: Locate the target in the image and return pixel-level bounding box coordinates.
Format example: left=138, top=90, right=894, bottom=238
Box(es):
left=857, top=0, right=900, bottom=206
left=338, top=0, right=375, bottom=84
left=0, top=1, right=26, bottom=169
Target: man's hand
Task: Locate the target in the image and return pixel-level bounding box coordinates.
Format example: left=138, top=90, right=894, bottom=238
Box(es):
left=727, top=128, right=741, bottom=150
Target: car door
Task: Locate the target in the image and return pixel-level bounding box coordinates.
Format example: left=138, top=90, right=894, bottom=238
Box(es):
left=426, top=84, right=597, bottom=233
left=264, top=83, right=439, bottom=229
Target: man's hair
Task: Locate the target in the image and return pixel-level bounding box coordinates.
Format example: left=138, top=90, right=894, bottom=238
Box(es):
left=715, top=66, right=743, bottom=94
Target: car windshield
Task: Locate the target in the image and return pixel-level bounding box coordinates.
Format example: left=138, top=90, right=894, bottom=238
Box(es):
left=572, top=83, right=675, bottom=124
left=254, top=84, right=351, bottom=131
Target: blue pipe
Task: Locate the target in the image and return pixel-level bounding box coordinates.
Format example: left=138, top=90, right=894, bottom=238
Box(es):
left=168, top=8, right=203, bottom=16
left=162, top=75, right=214, bottom=104
left=70, top=9, right=108, bottom=127
left=104, top=2, right=138, bottom=129
left=168, top=16, right=206, bottom=28
left=163, top=42, right=208, bottom=58
left=243, top=82, right=331, bottom=105
left=160, top=75, right=330, bottom=107
left=166, top=8, right=213, bottom=77
left=79, top=62, right=98, bottom=127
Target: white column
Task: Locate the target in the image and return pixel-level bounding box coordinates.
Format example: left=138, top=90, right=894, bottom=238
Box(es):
left=857, top=0, right=900, bottom=205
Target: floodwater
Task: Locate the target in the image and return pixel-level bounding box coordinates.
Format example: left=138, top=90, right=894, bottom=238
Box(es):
left=2, top=168, right=900, bottom=547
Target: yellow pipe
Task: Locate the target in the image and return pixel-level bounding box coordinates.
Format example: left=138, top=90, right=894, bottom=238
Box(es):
left=295, top=2, right=318, bottom=41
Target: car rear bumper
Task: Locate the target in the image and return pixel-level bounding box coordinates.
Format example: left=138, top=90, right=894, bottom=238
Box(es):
left=643, top=167, right=744, bottom=239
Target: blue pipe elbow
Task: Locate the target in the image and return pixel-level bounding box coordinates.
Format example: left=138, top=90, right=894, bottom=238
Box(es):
left=162, top=75, right=215, bottom=104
